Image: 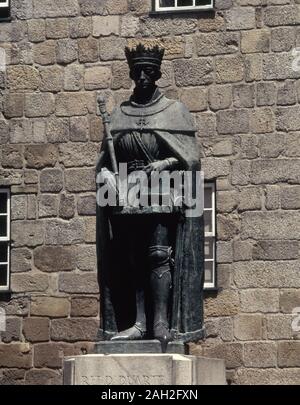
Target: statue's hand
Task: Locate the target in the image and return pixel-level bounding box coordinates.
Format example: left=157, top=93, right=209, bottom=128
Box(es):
left=144, top=160, right=169, bottom=175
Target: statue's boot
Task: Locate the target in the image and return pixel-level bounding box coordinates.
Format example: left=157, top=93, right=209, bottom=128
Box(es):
left=149, top=246, right=173, bottom=349
left=111, top=289, right=146, bottom=341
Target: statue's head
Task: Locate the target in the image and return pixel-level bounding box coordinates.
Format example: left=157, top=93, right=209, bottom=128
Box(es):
left=125, top=44, right=164, bottom=91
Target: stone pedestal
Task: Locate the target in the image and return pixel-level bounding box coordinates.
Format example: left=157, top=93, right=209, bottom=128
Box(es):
left=63, top=354, right=226, bottom=385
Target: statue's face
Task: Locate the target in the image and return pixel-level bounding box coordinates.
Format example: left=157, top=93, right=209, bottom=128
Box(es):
left=131, top=63, right=161, bottom=90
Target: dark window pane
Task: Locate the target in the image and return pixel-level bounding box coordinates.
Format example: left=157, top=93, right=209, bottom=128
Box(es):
left=204, top=187, right=212, bottom=209
left=0, top=216, right=7, bottom=237
left=204, top=210, right=212, bottom=233
left=196, top=0, right=210, bottom=5
left=0, top=242, right=8, bottom=262
left=159, top=0, right=175, bottom=6
left=205, top=261, right=213, bottom=283
left=0, top=194, right=7, bottom=214
left=0, top=264, right=7, bottom=286
left=178, top=0, right=193, bottom=6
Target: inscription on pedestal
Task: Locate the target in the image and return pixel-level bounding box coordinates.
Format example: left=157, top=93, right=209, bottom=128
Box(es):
left=74, top=355, right=173, bottom=385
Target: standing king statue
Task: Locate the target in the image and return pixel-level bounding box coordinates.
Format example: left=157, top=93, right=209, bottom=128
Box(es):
left=96, top=44, right=205, bottom=347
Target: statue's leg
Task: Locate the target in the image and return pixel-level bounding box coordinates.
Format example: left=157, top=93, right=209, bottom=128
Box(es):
left=148, top=218, right=173, bottom=345
left=111, top=216, right=147, bottom=341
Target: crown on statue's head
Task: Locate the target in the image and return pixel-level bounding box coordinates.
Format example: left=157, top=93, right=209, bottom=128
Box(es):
left=125, top=44, right=165, bottom=69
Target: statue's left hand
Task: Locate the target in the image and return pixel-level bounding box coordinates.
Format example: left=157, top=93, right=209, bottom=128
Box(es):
left=144, top=160, right=169, bottom=175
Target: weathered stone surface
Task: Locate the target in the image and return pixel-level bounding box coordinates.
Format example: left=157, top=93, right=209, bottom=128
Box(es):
left=70, top=17, right=92, bottom=38
left=263, top=54, right=300, bottom=81
left=216, top=241, right=233, bottom=263
left=84, top=217, right=96, bottom=243
left=77, top=195, right=96, bottom=216
left=265, top=185, right=280, bottom=210
left=64, top=64, right=84, bottom=91
left=233, top=84, right=254, bottom=108
left=264, top=5, right=300, bottom=27
left=46, top=118, right=69, bottom=143
left=141, top=17, right=197, bottom=37
left=216, top=55, right=244, bottom=83
left=0, top=344, right=32, bottom=369
left=78, top=0, right=106, bottom=16
left=56, top=92, right=94, bottom=116
left=46, top=18, right=69, bottom=39
left=45, top=219, right=85, bottom=245
left=205, top=290, right=239, bottom=317
left=174, top=59, right=213, bottom=87
left=234, top=314, right=263, bottom=340
left=40, top=66, right=63, bottom=92
left=65, top=168, right=96, bottom=192
left=59, top=143, right=99, bottom=167
left=11, top=248, right=32, bottom=273
left=234, top=261, right=300, bottom=288
left=3, top=93, right=24, bottom=119
left=180, top=87, right=207, bottom=112
left=280, top=289, right=300, bottom=313
left=0, top=121, right=9, bottom=144
left=217, top=214, right=240, bottom=241
left=70, top=117, right=89, bottom=142
left=25, top=369, right=62, bottom=385
left=121, top=15, right=139, bottom=37
left=238, top=187, right=261, bottom=211
left=225, top=7, right=256, bottom=30
left=28, top=19, right=45, bottom=43
left=34, top=342, right=74, bottom=368
left=244, top=54, right=262, bottom=82
left=278, top=342, right=300, bottom=367
left=217, top=109, right=249, bottom=134
left=272, top=27, right=294, bottom=52
left=99, top=37, right=126, bottom=61
left=256, top=82, right=276, bottom=106
left=111, top=62, right=132, bottom=90
left=23, top=318, right=50, bottom=342
left=56, top=39, right=78, bottom=64
left=234, top=368, right=300, bottom=385
left=84, top=66, right=111, bottom=90
left=25, top=144, right=58, bottom=169
left=59, top=272, right=99, bottom=294
left=240, top=289, right=279, bottom=313
left=34, top=246, right=76, bottom=272
left=33, top=0, right=79, bottom=18
left=76, top=245, right=97, bottom=271
left=201, top=158, right=230, bottom=179
left=1, top=145, right=23, bottom=169
left=78, top=37, right=98, bottom=62
left=280, top=185, right=300, bottom=209
left=51, top=319, right=99, bottom=341
left=209, top=85, right=232, bottom=111
left=196, top=112, right=216, bottom=138
left=201, top=342, right=243, bottom=369
left=217, top=191, right=239, bottom=213
left=31, top=297, right=70, bottom=318
left=266, top=314, right=296, bottom=340
left=195, top=32, right=239, bottom=56
left=251, top=159, right=300, bottom=184
left=33, top=41, right=56, bottom=65
left=92, top=16, right=119, bottom=37
left=259, top=133, right=285, bottom=158
left=40, top=169, right=63, bottom=193
left=59, top=193, right=75, bottom=219
left=244, top=342, right=277, bottom=368
left=0, top=297, right=29, bottom=316
left=253, top=241, right=299, bottom=260
left=11, top=273, right=49, bottom=293
left=11, top=220, right=44, bottom=247
left=25, top=93, right=55, bottom=118
left=71, top=297, right=98, bottom=317
left=7, top=66, right=40, bottom=90
left=241, top=29, right=270, bottom=53
left=205, top=317, right=233, bottom=342
left=1, top=318, right=22, bottom=343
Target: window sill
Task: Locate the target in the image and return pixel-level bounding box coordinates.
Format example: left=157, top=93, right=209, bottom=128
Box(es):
left=0, top=16, right=11, bottom=22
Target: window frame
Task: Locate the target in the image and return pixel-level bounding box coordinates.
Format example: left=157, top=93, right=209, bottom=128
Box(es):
left=0, top=188, right=10, bottom=292
left=204, top=182, right=216, bottom=290
left=0, top=1, right=9, bottom=8
left=153, top=0, right=214, bottom=13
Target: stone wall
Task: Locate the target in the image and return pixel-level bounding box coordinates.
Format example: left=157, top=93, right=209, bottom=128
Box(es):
left=0, top=0, right=300, bottom=385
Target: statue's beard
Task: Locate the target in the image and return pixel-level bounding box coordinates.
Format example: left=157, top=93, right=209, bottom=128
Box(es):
left=133, top=84, right=157, bottom=104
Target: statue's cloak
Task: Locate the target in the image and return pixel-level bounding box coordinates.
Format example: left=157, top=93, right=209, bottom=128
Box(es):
left=96, top=94, right=205, bottom=343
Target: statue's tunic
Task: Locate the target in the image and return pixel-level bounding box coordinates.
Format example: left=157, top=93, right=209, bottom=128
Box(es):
left=96, top=93, right=205, bottom=343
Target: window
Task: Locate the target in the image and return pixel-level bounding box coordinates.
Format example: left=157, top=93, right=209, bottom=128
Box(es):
left=0, top=0, right=10, bottom=21
left=204, top=182, right=215, bottom=289
left=154, top=0, right=213, bottom=12
left=0, top=189, right=10, bottom=291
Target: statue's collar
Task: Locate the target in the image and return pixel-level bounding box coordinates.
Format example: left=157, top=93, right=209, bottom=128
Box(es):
left=120, top=93, right=175, bottom=117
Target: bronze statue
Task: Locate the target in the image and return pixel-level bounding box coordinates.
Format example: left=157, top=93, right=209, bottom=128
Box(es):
left=96, top=44, right=205, bottom=348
